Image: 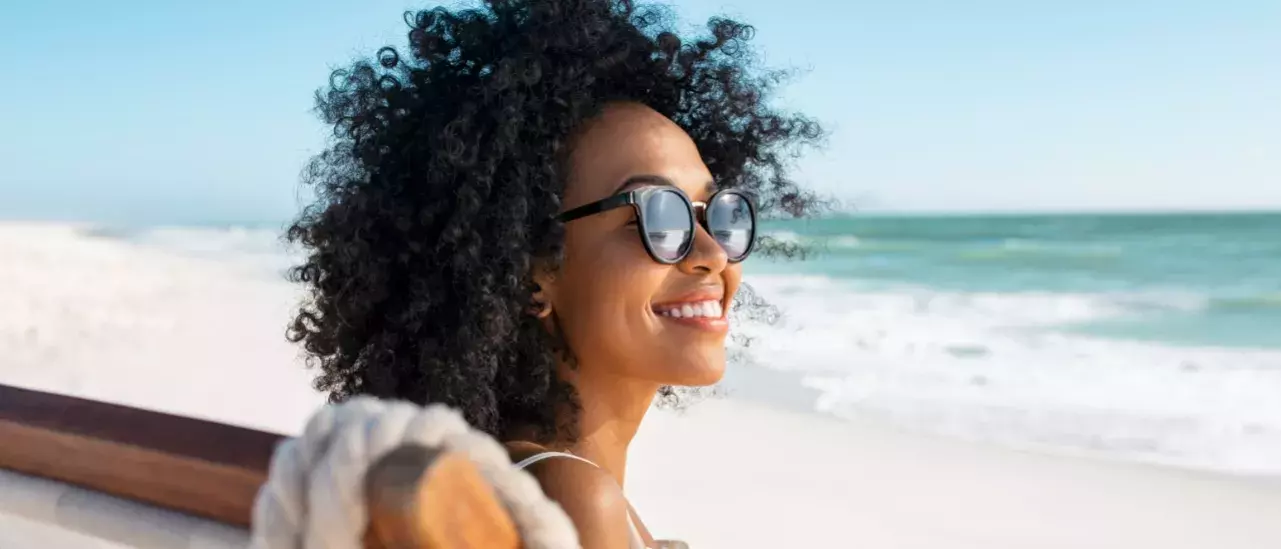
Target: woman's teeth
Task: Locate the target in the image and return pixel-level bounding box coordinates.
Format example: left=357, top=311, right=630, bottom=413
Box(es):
left=655, top=300, right=723, bottom=319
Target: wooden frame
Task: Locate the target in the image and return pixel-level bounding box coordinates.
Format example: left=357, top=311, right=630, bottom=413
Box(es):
left=0, top=384, right=521, bottom=549
left=0, top=384, right=278, bottom=527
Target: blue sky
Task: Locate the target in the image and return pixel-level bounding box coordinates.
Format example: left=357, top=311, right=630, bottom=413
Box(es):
left=2, top=0, right=1279, bottom=225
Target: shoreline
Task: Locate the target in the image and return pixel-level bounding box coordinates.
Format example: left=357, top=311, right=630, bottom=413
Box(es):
left=720, top=359, right=1281, bottom=484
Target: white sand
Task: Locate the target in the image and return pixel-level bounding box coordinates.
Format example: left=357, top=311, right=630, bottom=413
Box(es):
left=2, top=222, right=1280, bottom=548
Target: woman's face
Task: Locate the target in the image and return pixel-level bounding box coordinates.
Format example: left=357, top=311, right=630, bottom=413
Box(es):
left=539, top=102, right=740, bottom=388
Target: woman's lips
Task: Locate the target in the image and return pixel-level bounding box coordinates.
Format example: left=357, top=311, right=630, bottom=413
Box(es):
left=653, top=299, right=723, bottom=319
left=651, top=298, right=729, bottom=332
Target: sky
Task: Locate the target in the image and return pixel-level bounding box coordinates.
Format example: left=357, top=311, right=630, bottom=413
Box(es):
left=1, top=0, right=1279, bottom=225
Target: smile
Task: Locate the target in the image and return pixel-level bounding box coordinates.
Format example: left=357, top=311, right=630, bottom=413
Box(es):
left=653, top=299, right=724, bottom=319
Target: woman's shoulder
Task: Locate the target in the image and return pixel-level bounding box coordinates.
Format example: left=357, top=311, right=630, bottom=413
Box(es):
left=504, top=441, right=622, bottom=503
left=504, top=442, right=637, bottom=547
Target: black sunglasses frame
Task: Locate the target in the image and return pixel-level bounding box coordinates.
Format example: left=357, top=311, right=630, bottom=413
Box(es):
left=557, top=186, right=758, bottom=265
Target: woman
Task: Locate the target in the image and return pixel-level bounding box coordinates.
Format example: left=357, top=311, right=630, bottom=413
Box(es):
left=285, top=0, right=821, bottom=546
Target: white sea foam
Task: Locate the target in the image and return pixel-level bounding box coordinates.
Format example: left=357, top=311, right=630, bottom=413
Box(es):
left=734, top=274, right=1281, bottom=475
left=829, top=235, right=862, bottom=249
left=99, top=224, right=301, bottom=275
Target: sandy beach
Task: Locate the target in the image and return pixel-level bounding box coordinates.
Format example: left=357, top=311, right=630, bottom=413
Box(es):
left=2, top=221, right=1280, bottom=548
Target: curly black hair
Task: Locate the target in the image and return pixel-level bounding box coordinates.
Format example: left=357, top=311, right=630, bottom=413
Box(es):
left=285, top=0, right=823, bottom=442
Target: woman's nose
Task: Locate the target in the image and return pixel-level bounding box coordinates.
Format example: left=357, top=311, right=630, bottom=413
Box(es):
left=677, top=223, right=728, bottom=274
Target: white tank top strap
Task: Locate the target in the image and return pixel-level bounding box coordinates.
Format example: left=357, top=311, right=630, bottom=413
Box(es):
left=512, top=451, right=648, bottom=549
left=512, top=451, right=599, bottom=470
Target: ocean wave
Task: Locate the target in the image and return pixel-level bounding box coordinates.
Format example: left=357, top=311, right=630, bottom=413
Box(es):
left=1209, top=294, right=1281, bottom=312
left=829, top=235, right=862, bottom=249
left=1105, top=291, right=1209, bottom=314
left=762, top=230, right=801, bottom=244
left=735, top=273, right=1281, bottom=475
left=1093, top=291, right=1281, bottom=317
left=78, top=225, right=144, bottom=241
left=962, top=238, right=1124, bottom=259
left=77, top=224, right=299, bottom=278
left=765, top=230, right=1128, bottom=263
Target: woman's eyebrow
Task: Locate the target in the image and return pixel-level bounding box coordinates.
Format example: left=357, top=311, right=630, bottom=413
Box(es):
left=610, top=174, right=673, bottom=194
left=610, top=174, right=718, bottom=196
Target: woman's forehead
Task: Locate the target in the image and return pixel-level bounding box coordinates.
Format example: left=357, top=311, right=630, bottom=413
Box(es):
left=563, top=103, right=714, bottom=209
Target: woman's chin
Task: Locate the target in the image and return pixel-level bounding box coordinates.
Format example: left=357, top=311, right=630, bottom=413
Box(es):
left=661, top=359, right=726, bottom=387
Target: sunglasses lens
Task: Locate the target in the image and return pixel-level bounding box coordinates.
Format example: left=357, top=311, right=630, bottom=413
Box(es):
left=707, top=192, right=755, bottom=260
left=642, top=189, right=694, bottom=262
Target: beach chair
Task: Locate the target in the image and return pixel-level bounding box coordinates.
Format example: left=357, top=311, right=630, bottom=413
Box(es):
left=0, top=383, right=554, bottom=549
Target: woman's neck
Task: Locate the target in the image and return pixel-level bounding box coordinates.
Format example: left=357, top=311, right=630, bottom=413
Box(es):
left=559, top=365, right=660, bottom=488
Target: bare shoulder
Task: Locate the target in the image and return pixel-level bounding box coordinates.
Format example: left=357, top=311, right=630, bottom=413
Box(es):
left=505, top=442, right=635, bottom=549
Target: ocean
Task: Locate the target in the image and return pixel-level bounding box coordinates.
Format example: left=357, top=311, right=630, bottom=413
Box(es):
left=740, top=211, right=1281, bottom=474
left=48, top=211, right=1281, bottom=475
left=755, top=212, right=1281, bottom=350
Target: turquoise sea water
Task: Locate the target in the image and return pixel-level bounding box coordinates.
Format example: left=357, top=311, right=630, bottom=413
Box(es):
left=755, top=212, right=1281, bottom=350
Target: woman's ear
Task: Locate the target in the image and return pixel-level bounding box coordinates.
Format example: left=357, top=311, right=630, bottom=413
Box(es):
left=529, top=259, right=557, bottom=319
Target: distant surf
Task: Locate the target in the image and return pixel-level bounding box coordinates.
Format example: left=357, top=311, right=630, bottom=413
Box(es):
left=741, top=212, right=1281, bottom=475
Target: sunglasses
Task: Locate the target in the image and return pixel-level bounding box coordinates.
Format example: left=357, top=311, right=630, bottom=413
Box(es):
left=557, top=184, right=758, bottom=264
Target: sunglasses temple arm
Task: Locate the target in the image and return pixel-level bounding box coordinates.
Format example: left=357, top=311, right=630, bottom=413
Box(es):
left=556, top=193, right=637, bottom=223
